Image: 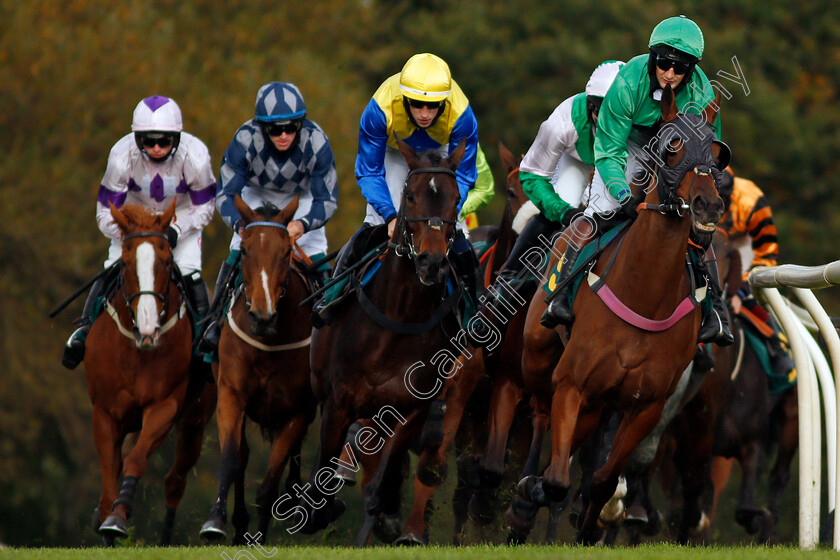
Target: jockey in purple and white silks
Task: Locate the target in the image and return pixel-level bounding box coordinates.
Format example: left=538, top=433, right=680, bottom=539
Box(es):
left=199, top=82, right=338, bottom=351
left=63, top=95, right=217, bottom=370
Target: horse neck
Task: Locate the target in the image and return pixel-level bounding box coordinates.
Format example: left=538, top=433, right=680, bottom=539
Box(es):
left=371, top=245, right=448, bottom=321
left=612, top=195, right=693, bottom=310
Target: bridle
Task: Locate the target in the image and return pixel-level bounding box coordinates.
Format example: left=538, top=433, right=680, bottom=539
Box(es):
left=240, top=220, right=290, bottom=310
left=390, top=167, right=459, bottom=259
left=119, top=231, right=174, bottom=326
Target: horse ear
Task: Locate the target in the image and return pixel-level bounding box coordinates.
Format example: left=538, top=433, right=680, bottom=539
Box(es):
left=396, top=135, right=421, bottom=169
left=660, top=85, right=677, bottom=123
left=712, top=140, right=732, bottom=170
left=234, top=195, right=257, bottom=226
left=703, top=90, right=722, bottom=125
left=447, top=138, right=467, bottom=170
left=159, top=199, right=177, bottom=229
left=498, top=140, right=518, bottom=173
left=109, top=203, right=130, bottom=233
left=278, top=195, right=299, bottom=225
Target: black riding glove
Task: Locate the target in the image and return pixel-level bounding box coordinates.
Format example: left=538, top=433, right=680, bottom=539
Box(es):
left=167, top=226, right=179, bottom=249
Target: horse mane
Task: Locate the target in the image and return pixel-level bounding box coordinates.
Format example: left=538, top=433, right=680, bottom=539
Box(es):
left=119, top=203, right=163, bottom=229
left=253, top=202, right=282, bottom=219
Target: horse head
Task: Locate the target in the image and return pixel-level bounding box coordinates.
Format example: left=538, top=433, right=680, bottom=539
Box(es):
left=110, top=199, right=177, bottom=349
left=234, top=194, right=299, bottom=335
left=651, top=86, right=730, bottom=245
left=498, top=140, right=529, bottom=218
left=395, top=138, right=465, bottom=286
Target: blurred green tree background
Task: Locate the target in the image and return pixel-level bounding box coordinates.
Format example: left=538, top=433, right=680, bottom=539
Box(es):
left=1, top=0, right=838, bottom=547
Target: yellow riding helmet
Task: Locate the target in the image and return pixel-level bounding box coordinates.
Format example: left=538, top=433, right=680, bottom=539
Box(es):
left=399, top=53, right=452, bottom=102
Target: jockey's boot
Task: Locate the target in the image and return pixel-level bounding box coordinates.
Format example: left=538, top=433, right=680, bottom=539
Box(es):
left=540, top=215, right=595, bottom=329
left=540, top=243, right=583, bottom=329
left=184, top=271, right=210, bottom=337
left=198, top=260, right=236, bottom=353
left=310, top=237, right=358, bottom=328
left=62, top=277, right=105, bottom=370
left=697, top=253, right=734, bottom=347
left=485, top=214, right=556, bottom=314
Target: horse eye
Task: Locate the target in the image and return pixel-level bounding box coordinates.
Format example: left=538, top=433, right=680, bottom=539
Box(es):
left=507, top=188, right=516, bottom=198
left=406, top=192, right=416, bottom=204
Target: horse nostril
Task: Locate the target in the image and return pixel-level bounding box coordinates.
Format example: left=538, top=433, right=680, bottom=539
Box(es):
left=692, top=196, right=708, bottom=214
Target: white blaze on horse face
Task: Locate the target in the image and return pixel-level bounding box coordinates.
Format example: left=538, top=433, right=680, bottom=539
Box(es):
left=135, top=242, right=159, bottom=336
left=429, top=177, right=438, bottom=194
left=261, top=269, right=273, bottom=314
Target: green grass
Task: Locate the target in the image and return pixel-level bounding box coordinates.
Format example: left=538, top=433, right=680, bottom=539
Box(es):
left=1, top=545, right=838, bottom=560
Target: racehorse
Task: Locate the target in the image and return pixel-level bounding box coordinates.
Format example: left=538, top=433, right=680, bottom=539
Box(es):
left=87, top=201, right=216, bottom=546
left=518, top=86, right=729, bottom=544
left=301, top=139, right=467, bottom=545
left=200, top=195, right=317, bottom=545
left=664, top=230, right=798, bottom=544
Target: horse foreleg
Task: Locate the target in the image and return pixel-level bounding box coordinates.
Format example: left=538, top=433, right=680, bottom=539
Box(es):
left=734, top=440, right=765, bottom=536
left=101, top=397, right=181, bottom=537
left=541, top=378, right=583, bottom=504
left=161, top=381, right=217, bottom=546
left=255, top=414, right=309, bottom=544
left=577, top=400, right=665, bottom=545
left=478, top=374, right=523, bottom=488
left=201, top=380, right=247, bottom=542
left=416, top=350, right=486, bottom=488
left=231, top=428, right=250, bottom=545
left=92, top=406, right=123, bottom=540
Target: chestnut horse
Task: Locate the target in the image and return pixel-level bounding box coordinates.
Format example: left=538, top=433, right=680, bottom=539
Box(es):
left=200, top=195, right=317, bottom=545
left=88, top=201, right=216, bottom=545
left=301, top=139, right=467, bottom=544
left=518, top=87, right=729, bottom=544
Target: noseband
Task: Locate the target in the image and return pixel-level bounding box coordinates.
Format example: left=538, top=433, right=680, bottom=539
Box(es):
left=392, top=167, right=459, bottom=259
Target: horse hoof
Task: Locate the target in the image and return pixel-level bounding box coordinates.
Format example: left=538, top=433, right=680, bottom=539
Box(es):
left=735, top=507, right=766, bottom=535
left=516, top=475, right=546, bottom=506
left=199, top=519, right=227, bottom=541
left=100, top=533, right=116, bottom=548
left=468, top=490, right=498, bottom=526
left=623, top=502, right=649, bottom=526
left=91, top=507, right=102, bottom=533
left=98, top=514, right=128, bottom=538
left=333, top=469, right=357, bottom=487
left=476, top=466, right=504, bottom=489
left=373, top=514, right=402, bottom=544
left=395, top=531, right=427, bottom=546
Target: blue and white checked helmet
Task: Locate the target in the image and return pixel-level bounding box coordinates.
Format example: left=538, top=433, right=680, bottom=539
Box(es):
left=254, top=82, right=306, bottom=123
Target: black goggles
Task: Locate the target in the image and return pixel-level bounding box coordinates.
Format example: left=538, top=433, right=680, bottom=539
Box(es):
left=655, top=55, right=690, bottom=75
left=139, top=134, right=175, bottom=148
left=406, top=98, right=443, bottom=110
left=261, top=121, right=300, bottom=137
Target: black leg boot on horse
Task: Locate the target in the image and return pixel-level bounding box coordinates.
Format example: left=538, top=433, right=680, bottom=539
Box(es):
left=540, top=212, right=592, bottom=329
left=62, top=276, right=106, bottom=370
left=484, top=213, right=559, bottom=334
left=697, top=247, right=735, bottom=346
left=197, top=259, right=237, bottom=354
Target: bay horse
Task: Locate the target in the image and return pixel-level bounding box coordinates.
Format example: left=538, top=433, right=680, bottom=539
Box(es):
left=88, top=201, right=216, bottom=545
left=664, top=230, right=798, bottom=544
left=300, top=139, right=467, bottom=544
left=200, top=195, right=317, bottom=545
left=518, top=86, right=729, bottom=544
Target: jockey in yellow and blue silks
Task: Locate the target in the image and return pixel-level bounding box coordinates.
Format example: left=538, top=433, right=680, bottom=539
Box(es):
left=312, top=53, right=489, bottom=343
left=541, top=16, right=735, bottom=348
left=355, top=53, right=479, bottom=229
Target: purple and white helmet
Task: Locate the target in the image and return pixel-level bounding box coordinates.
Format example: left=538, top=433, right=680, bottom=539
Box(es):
left=131, top=96, right=183, bottom=158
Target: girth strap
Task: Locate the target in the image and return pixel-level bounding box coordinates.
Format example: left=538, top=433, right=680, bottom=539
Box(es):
left=350, top=275, right=462, bottom=336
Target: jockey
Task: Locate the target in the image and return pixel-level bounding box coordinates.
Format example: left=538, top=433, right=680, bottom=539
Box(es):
left=200, top=82, right=338, bottom=351
left=311, top=53, right=487, bottom=339
left=484, top=60, right=625, bottom=309
left=541, top=15, right=735, bottom=347
left=718, top=168, right=795, bottom=377
left=62, top=95, right=217, bottom=370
